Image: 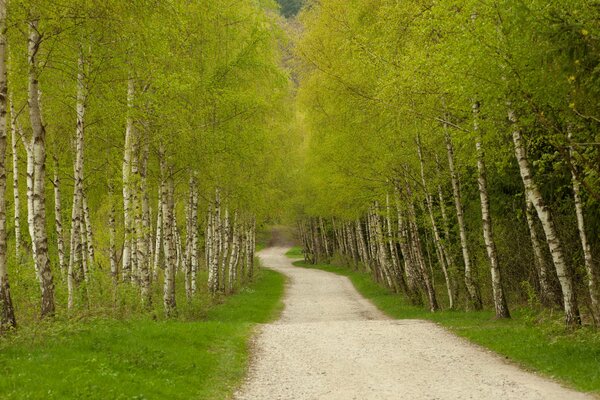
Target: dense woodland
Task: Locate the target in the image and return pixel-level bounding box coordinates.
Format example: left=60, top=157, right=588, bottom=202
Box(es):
left=295, top=0, right=600, bottom=328
left=0, top=0, right=296, bottom=331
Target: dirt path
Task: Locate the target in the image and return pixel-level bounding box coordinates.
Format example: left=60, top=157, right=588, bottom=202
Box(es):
left=234, top=247, right=593, bottom=400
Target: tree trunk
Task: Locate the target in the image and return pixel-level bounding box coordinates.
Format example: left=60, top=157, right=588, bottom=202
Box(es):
left=190, top=183, right=199, bottom=295
left=405, top=181, right=438, bottom=312
left=568, top=129, right=600, bottom=323
left=28, top=16, right=55, bottom=318
left=52, top=154, right=66, bottom=276
left=9, top=100, right=20, bottom=259
left=228, top=212, right=239, bottom=293
left=109, top=184, right=117, bottom=284
left=510, top=109, right=580, bottom=327
left=122, top=78, right=134, bottom=282
left=474, top=102, right=509, bottom=319
left=153, top=188, right=163, bottom=282
left=0, top=0, right=16, bottom=329
left=525, top=198, right=556, bottom=307
left=161, top=158, right=176, bottom=316
left=417, top=134, right=454, bottom=309
left=444, top=127, right=481, bottom=310
left=220, top=208, right=231, bottom=292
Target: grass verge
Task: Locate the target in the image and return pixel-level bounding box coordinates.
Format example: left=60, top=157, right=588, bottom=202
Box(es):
left=287, top=249, right=600, bottom=395
left=0, top=269, right=285, bottom=400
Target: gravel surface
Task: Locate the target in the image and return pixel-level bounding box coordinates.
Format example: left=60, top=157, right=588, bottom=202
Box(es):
left=234, top=247, right=593, bottom=400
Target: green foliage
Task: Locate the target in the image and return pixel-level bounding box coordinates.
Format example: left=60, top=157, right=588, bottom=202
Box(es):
left=294, top=260, right=600, bottom=393
left=0, top=269, right=285, bottom=399
left=292, top=0, right=600, bottom=321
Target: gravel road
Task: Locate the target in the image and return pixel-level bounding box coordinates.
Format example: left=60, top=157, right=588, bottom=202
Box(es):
left=234, top=246, right=593, bottom=400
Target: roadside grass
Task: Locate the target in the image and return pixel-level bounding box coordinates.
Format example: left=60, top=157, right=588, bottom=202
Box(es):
left=284, top=246, right=303, bottom=258
left=0, top=269, right=285, bottom=400
left=290, top=256, right=600, bottom=395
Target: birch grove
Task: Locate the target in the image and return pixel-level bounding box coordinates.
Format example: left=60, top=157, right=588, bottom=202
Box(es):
left=0, top=0, right=290, bottom=329
left=295, top=0, right=600, bottom=328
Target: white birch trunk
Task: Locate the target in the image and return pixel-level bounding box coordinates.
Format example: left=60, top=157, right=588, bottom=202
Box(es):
left=9, top=100, right=20, bottom=259
left=161, top=159, right=176, bottom=316
left=568, top=129, right=599, bottom=322
left=153, top=192, right=163, bottom=282
left=510, top=109, right=580, bottom=326
left=417, top=134, right=454, bottom=309
left=52, top=154, right=65, bottom=276
left=525, top=198, right=555, bottom=306
left=444, top=127, right=481, bottom=310
left=109, top=184, right=117, bottom=283
left=190, top=183, right=199, bottom=295
left=474, top=102, right=509, bottom=318
left=122, top=78, right=134, bottom=282
left=28, top=16, right=55, bottom=317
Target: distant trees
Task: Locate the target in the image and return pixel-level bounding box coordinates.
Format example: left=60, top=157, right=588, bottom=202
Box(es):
left=295, top=0, right=600, bottom=328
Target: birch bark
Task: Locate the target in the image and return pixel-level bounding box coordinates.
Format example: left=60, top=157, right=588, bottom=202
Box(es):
left=444, top=127, right=481, bottom=310
left=417, top=134, right=454, bottom=309
left=52, top=154, right=65, bottom=276
left=9, top=101, right=19, bottom=259
left=28, top=15, right=55, bottom=317
left=510, top=109, right=580, bottom=326
left=568, top=129, right=599, bottom=322
left=122, top=78, right=134, bottom=282
left=474, top=102, right=509, bottom=318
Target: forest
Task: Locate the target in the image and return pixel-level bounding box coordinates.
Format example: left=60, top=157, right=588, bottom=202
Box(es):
left=0, top=0, right=295, bottom=331
left=295, top=0, right=600, bottom=329
left=0, top=0, right=599, bottom=398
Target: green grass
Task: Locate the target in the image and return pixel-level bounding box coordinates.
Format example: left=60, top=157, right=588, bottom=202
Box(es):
left=0, top=269, right=285, bottom=400
left=293, top=260, right=600, bottom=395
left=284, top=246, right=303, bottom=258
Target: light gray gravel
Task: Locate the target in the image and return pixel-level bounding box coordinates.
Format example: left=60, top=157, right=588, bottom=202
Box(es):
left=234, top=247, right=594, bottom=400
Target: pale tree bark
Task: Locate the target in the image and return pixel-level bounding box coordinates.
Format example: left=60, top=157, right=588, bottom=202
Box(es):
left=184, top=178, right=193, bottom=298
left=220, top=208, right=231, bottom=292
left=435, top=154, right=457, bottom=299
left=0, top=0, right=16, bottom=329
left=52, top=154, right=65, bottom=276
left=319, top=217, right=330, bottom=258
left=510, top=109, right=580, bottom=327
left=82, top=193, right=94, bottom=266
left=108, top=184, right=117, bottom=284
left=122, top=78, right=134, bottom=282
left=213, top=190, right=222, bottom=289
left=153, top=190, right=163, bottom=282
left=67, top=187, right=81, bottom=310
left=228, top=212, right=239, bottom=293
left=405, top=180, right=438, bottom=312
left=8, top=100, right=20, bottom=259
left=395, top=191, right=423, bottom=305
left=444, top=127, right=482, bottom=310
left=525, top=198, right=556, bottom=306
left=385, top=193, right=408, bottom=295
left=417, top=134, right=454, bottom=309
left=207, top=205, right=216, bottom=293
left=373, top=204, right=394, bottom=289
left=568, top=129, right=600, bottom=323
left=28, top=15, right=55, bottom=317
left=161, top=159, right=176, bottom=316
left=346, top=221, right=359, bottom=267
left=355, top=219, right=370, bottom=272
left=473, top=102, right=510, bottom=319
left=190, top=184, right=199, bottom=295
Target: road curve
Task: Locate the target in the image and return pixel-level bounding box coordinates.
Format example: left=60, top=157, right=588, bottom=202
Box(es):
left=234, top=247, right=593, bottom=400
